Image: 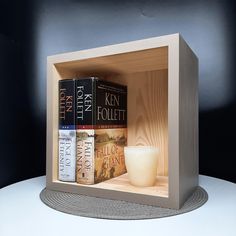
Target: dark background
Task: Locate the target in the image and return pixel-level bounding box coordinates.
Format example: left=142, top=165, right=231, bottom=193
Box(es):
left=0, top=0, right=236, bottom=188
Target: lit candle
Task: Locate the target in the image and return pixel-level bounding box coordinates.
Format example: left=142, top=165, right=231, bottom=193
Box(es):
left=124, top=146, right=159, bottom=187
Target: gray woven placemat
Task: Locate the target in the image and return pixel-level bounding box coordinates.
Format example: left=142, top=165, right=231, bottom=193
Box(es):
left=40, top=186, right=208, bottom=220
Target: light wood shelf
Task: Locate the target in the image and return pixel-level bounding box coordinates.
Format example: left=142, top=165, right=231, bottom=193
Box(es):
left=55, top=174, right=168, bottom=198
left=47, top=33, right=198, bottom=209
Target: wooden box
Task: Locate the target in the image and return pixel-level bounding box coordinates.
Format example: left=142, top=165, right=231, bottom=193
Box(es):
left=46, top=33, right=198, bottom=209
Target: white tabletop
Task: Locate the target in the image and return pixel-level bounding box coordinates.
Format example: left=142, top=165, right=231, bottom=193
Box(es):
left=0, top=175, right=235, bottom=236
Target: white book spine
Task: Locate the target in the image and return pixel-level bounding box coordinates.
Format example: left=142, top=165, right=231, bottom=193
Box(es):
left=58, top=130, right=76, bottom=181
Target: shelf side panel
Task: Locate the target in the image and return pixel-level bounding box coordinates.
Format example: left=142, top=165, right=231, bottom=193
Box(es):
left=179, top=36, right=199, bottom=207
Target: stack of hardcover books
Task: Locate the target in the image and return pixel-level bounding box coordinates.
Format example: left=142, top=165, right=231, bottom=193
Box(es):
left=58, top=77, right=127, bottom=184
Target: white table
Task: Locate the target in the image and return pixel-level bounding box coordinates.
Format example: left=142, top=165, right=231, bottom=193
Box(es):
left=0, top=175, right=235, bottom=236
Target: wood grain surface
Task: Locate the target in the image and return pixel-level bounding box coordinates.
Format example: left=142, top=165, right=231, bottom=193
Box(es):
left=55, top=174, right=168, bottom=198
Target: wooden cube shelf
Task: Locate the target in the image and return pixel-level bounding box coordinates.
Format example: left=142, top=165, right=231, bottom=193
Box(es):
left=46, top=33, right=198, bottom=209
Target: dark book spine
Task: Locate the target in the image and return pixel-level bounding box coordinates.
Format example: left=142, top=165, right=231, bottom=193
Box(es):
left=58, top=79, right=76, bottom=182
left=76, top=78, right=95, bottom=128
left=95, top=80, right=127, bottom=128
left=76, top=78, right=95, bottom=184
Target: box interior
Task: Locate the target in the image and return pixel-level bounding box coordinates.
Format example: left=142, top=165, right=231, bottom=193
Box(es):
left=52, top=46, right=169, bottom=198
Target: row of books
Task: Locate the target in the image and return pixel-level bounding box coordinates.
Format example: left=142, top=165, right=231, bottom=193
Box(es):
left=58, top=77, right=127, bottom=184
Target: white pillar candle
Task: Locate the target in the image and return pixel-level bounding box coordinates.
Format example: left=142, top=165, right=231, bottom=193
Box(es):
left=124, top=146, right=159, bottom=187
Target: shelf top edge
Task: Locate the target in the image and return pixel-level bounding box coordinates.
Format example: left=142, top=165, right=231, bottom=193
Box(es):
left=47, top=33, right=181, bottom=64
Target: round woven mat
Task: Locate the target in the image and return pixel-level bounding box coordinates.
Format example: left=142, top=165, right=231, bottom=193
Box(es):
left=40, top=186, right=208, bottom=220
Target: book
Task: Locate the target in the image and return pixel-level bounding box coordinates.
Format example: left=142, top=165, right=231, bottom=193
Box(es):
left=58, top=79, right=76, bottom=182
left=76, top=77, right=127, bottom=184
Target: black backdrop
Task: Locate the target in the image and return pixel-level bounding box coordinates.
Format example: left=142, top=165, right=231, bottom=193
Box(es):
left=0, top=0, right=236, bottom=188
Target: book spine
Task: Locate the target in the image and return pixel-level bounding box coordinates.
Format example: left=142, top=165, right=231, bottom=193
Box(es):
left=76, top=78, right=95, bottom=184
left=76, top=129, right=95, bottom=184
left=58, top=79, right=76, bottom=182
left=94, top=80, right=127, bottom=183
